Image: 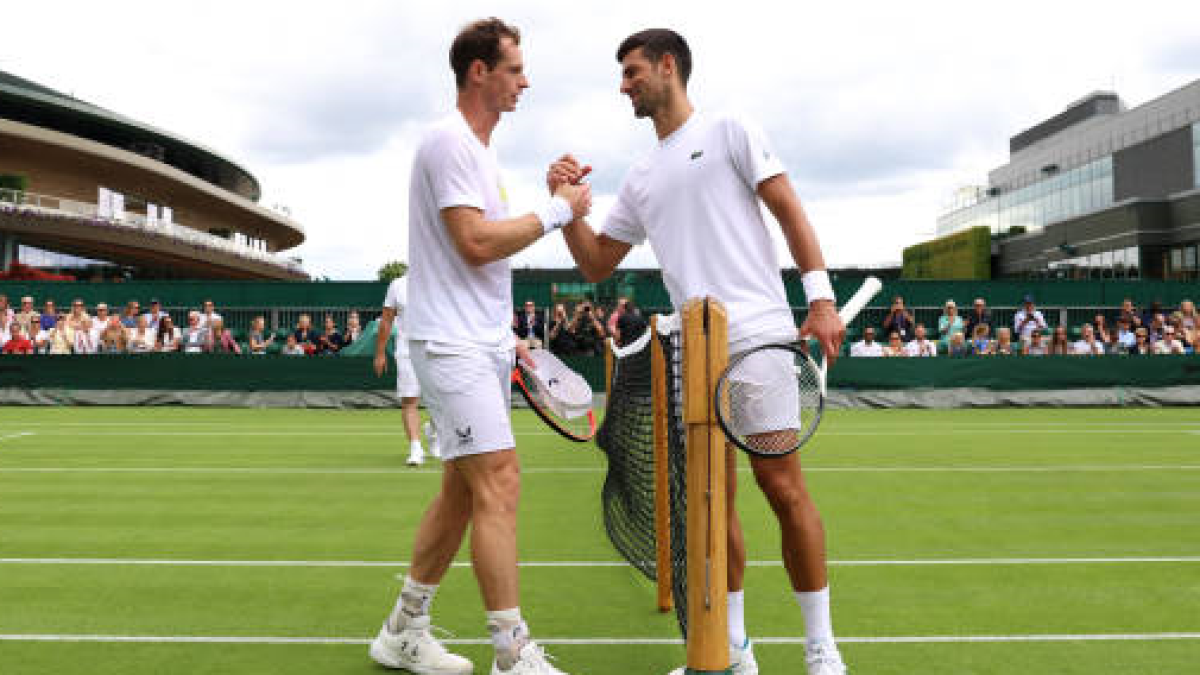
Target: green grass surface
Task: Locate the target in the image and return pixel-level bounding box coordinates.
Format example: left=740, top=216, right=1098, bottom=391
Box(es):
left=1, top=407, right=1198, bottom=674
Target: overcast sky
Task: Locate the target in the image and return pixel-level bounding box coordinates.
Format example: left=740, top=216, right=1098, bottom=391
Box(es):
left=4, top=0, right=1198, bottom=279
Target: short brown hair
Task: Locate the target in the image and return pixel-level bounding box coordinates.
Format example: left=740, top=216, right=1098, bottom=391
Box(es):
left=450, top=18, right=520, bottom=90
left=616, top=28, right=692, bottom=87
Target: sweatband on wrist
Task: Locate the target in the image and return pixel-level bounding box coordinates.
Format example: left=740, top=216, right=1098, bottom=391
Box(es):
left=534, top=196, right=573, bottom=234
left=801, top=270, right=835, bottom=305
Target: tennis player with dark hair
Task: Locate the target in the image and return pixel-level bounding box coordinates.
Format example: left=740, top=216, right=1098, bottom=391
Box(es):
left=368, top=17, right=590, bottom=675
left=550, top=28, right=848, bottom=675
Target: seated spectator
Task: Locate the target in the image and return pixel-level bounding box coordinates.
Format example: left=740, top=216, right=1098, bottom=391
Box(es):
left=964, top=298, right=992, bottom=340
left=513, top=299, right=545, bottom=349
left=154, top=315, right=180, bottom=352
left=882, top=331, right=906, bottom=357
left=1147, top=313, right=1167, bottom=345
left=850, top=327, right=884, bottom=357
left=120, top=300, right=141, bottom=329
left=142, top=299, right=168, bottom=333
left=1118, top=298, right=1139, bottom=327
left=991, top=327, right=1015, bottom=355
left=615, top=299, right=648, bottom=348
left=0, top=313, right=9, bottom=351
left=1091, top=313, right=1112, bottom=345
left=343, top=312, right=363, bottom=347
left=39, top=300, right=58, bottom=332
left=0, top=293, right=11, bottom=328
left=947, top=331, right=970, bottom=358
left=1114, top=318, right=1136, bottom=353
left=1048, top=326, right=1071, bottom=355
left=937, top=300, right=963, bottom=348
left=248, top=316, right=274, bottom=355
left=99, top=318, right=129, bottom=353
left=197, top=299, right=222, bottom=332
left=67, top=299, right=90, bottom=333
left=180, top=312, right=207, bottom=353
left=881, top=296, right=915, bottom=342
left=904, top=323, right=937, bottom=357
left=1176, top=299, right=1197, bottom=334
left=1023, top=329, right=1048, bottom=356
left=316, top=316, right=344, bottom=355
left=2, top=324, right=35, bottom=354
left=127, top=315, right=156, bottom=353
left=1155, top=326, right=1186, bottom=355
left=547, top=303, right=574, bottom=355
left=281, top=334, right=306, bottom=356
left=568, top=302, right=605, bottom=357
left=1013, top=295, right=1047, bottom=343
left=969, top=323, right=992, bottom=355
left=15, top=296, right=39, bottom=336
left=73, top=318, right=97, bottom=354
left=1141, top=300, right=1165, bottom=330
left=1071, top=324, right=1104, bottom=356
left=45, top=315, right=73, bottom=354
left=293, top=314, right=319, bottom=355
left=208, top=319, right=242, bottom=354
left=1130, top=328, right=1153, bottom=355
left=91, top=304, right=112, bottom=341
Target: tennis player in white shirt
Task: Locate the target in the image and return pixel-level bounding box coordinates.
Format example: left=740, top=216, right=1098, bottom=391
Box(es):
left=367, top=18, right=590, bottom=675
left=374, top=275, right=434, bottom=466
left=549, top=28, right=847, bottom=675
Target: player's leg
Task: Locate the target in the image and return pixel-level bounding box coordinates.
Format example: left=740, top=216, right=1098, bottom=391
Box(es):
left=397, top=354, right=426, bottom=465
left=725, top=444, right=757, bottom=674
left=749, top=454, right=845, bottom=674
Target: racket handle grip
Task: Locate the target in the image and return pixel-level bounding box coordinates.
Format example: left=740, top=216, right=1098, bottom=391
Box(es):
left=838, top=276, right=883, bottom=325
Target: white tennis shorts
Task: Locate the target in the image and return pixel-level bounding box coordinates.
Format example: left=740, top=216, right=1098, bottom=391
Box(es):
left=395, top=352, right=420, bottom=398
left=727, top=344, right=803, bottom=438
left=409, top=341, right=514, bottom=461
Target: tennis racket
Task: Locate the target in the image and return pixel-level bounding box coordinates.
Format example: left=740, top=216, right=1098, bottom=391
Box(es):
left=511, top=348, right=598, bottom=442
left=714, top=276, right=882, bottom=457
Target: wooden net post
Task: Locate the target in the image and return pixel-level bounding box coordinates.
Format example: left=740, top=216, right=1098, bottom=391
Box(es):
left=682, top=298, right=730, bottom=674
left=651, top=315, right=673, bottom=613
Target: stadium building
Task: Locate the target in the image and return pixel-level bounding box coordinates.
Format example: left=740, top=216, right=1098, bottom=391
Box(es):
left=0, top=70, right=306, bottom=280
left=935, top=78, right=1200, bottom=282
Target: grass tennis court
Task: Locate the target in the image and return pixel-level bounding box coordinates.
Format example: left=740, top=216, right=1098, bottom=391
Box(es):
left=1, top=406, right=1198, bottom=674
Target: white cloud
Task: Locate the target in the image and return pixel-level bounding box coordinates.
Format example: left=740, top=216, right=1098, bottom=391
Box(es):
left=3, top=0, right=1196, bottom=279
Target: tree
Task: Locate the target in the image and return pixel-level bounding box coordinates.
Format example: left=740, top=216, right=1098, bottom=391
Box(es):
left=377, top=260, right=408, bottom=283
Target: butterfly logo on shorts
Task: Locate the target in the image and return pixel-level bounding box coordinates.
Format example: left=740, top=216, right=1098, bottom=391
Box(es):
left=547, top=377, right=560, bottom=388
left=455, top=426, right=473, bottom=446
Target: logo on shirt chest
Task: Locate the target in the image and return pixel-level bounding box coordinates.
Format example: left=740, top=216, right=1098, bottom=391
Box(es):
left=690, top=150, right=703, bottom=161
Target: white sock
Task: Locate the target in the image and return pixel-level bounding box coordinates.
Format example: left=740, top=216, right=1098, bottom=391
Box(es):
left=727, top=590, right=748, bottom=649
left=386, top=576, right=438, bottom=632
left=487, top=607, right=529, bottom=671
left=795, top=586, right=834, bottom=645
left=409, top=440, right=423, bottom=454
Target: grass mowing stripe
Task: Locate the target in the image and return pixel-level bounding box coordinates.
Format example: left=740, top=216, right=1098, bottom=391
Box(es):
left=0, top=432, right=35, bottom=442
left=3, top=557, right=1198, bottom=567
left=3, top=633, right=1199, bottom=645
left=3, top=465, right=1198, bottom=474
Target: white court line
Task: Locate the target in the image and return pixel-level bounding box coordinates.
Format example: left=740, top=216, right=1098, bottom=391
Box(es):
left=1, top=633, right=1198, bottom=645
left=11, top=428, right=1200, bottom=437
left=2, top=556, right=1197, bottom=568
left=1, top=465, right=1198, bottom=475
left=0, top=432, right=35, bottom=443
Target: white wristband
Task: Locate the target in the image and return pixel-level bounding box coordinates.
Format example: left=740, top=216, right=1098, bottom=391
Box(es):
left=535, top=196, right=574, bottom=234
left=801, top=270, right=835, bottom=305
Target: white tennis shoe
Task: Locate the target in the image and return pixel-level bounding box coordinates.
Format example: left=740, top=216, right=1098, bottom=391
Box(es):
left=491, top=641, right=567, bottom=675
left=805, top=640, right=847, bottom=675
left=368, top=617, right=472, bottom=674
left=665, top=640, right=758, bottom=675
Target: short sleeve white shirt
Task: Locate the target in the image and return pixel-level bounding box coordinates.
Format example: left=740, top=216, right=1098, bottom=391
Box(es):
left=405, top=112, right=514, bottom=351
left=383, top=277, right=410, bottom=358
left=1013, top=309, right=1047, bottom=341
left=851, top=340, right=884, bottom=357
left=904, top=339, right=938, bottom=357
left=602, top=112, right=793, bottom=350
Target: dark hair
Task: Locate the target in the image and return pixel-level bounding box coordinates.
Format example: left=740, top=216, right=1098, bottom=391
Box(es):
left=450, top=17, right=521, bottom=89
left=616, top=28, right=692, bottom=86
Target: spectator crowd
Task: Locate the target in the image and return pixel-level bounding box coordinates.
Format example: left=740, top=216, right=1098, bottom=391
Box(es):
left=849, top=295, right=1199, bottom=357
left=0, top=293, right=364, bottom=357
left=513, top=296, right=648, bottom=356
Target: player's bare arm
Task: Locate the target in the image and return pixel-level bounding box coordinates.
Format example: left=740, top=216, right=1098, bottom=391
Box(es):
left=758, top=174, right=845, bottom=366
left=546, top=154, right=632, bottom=281
left=442, top=181, right=591, bottom=266
left=373, top=306, right=396, bottom=377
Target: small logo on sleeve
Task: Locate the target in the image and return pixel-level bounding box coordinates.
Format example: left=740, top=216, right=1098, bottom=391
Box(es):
left=690, top=150, right=704, bottom=160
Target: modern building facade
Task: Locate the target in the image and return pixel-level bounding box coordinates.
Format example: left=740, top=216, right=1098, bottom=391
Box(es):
left=936, top=79, right=1200, bottom=281
left=0, top=70, right=307, bottom=280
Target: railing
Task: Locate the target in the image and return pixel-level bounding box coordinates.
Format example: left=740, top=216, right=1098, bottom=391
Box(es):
left=0, top=188, right=304, bottom=273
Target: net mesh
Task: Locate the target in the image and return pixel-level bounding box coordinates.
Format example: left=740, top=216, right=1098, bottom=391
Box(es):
left=594, top=322, right=689, bottom=636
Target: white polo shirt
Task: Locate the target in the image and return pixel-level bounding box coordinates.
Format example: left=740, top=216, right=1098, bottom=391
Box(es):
left=602, top=111, right=795, bottom=350
left=383, top=277, right=410, bottom=358
left=851, top=340, right=884, bottom=357
left=405, top=112, right=514, bottom=352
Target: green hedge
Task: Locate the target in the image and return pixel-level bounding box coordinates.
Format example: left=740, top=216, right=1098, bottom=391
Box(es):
left=902, top=226, right=992, bottom=280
